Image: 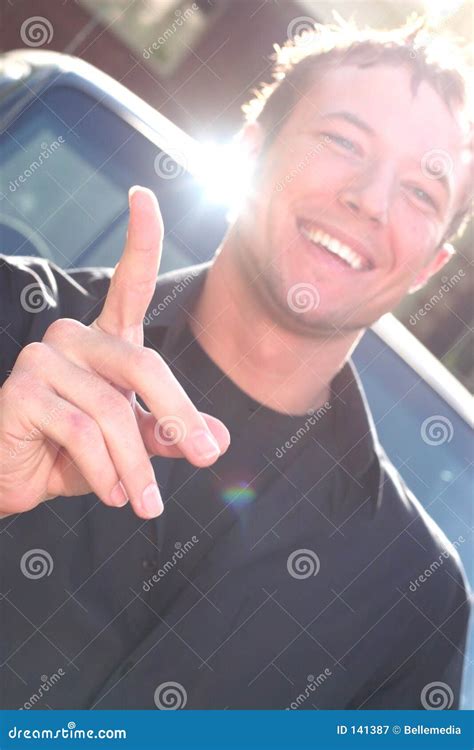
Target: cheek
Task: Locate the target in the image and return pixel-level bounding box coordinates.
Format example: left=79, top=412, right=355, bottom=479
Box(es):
left=273, top=137, right=352, bottom=196
left=391, top=202, right=440, bottom=276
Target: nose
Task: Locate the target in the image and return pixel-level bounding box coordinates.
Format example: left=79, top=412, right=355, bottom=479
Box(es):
left=339, top=160, right=394, bottom=226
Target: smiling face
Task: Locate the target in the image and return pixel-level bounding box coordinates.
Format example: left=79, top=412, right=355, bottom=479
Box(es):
left=233, top=63, right=471, bottom=333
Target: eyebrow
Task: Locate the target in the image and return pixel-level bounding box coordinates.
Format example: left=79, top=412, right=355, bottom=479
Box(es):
left=320, top=110, right=452, bottom=203
left=320, top=110, right=375, bottom=135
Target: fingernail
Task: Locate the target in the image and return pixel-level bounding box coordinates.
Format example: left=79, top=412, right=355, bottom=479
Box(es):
left=128, top=186, right=140, bottom=205
left=110, top=481, right=128, bottom=507
left=191, top=430, right=220, bottom=460
left=141, top=483, right=164, bottom=518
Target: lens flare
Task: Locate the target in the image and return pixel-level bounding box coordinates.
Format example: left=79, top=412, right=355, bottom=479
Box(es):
left=195, top=140, right=255, bottom=211
left=221, top=481, right=257, bottom=506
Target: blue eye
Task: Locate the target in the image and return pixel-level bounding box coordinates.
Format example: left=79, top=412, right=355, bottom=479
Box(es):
left=411, top=186, right=437, bottom=209
left=324, top=132, right=358, bottom=153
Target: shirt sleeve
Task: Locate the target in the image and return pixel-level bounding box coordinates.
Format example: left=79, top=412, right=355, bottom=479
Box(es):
left=0, top=254, right=113, bottom=385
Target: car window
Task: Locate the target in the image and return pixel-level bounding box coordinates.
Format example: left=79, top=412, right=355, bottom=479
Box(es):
left=1, top=86, right=226, bottom=273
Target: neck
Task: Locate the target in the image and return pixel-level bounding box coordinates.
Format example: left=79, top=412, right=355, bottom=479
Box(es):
left=189, top=231, right=364, bottom=416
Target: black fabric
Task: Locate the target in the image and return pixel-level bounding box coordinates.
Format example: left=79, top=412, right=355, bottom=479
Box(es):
left=0, top=254, right=470, bottom=710
left=148, top=320, right=337, bottom=619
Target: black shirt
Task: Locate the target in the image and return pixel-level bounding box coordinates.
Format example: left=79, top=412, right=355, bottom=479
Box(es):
left=0, top=255, right=470, bottom=710
left=147, top=320, right=336, bottom=618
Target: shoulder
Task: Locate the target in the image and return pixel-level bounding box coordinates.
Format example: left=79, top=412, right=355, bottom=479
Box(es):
left=376, top=451, right=470, bottom=621
left=0, top=254, right=114, bottom=322
left=0, top=255, right=115, bottom=382
left=0, top=255, right=210, bottom=382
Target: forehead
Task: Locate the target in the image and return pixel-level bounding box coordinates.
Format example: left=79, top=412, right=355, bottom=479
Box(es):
left=286, top=63, right=471, bottom=208
left=294, top=64, right=468, bottom=148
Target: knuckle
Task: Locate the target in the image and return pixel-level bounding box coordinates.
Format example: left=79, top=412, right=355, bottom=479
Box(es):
left=2, top=372, right=37, bottom=404
left=1, top=374, right=24, bottom=402
left=136, top=347, right=168, bottom=377
left=63, top=411, right=99, bottom=443
left=43, top=317, right=82, bottom=346
left=96, top=389, right=133, bottom=425
left=15, top=341, right=50, bottom=371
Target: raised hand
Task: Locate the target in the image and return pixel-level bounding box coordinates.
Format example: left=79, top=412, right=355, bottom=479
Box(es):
left=0, top=187, right=229, bottom=520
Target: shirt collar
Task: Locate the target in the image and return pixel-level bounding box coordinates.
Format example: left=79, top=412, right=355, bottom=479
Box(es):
left=145, top=262, right=381, bottom=480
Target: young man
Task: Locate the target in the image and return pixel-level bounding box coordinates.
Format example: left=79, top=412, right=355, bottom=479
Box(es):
left=0, top=18, right=472, bottom=709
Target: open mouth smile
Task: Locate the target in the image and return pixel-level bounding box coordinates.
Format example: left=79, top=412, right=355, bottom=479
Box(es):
left=296, top=218, right=373, bottom=272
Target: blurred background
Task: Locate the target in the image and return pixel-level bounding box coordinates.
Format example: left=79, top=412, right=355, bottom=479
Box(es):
left=1, top=0, right=473, bottom=389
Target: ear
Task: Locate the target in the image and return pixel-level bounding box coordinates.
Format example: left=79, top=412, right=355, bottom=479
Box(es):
left=234, top=121, right=265, bottom=161
left=408, top=242, right=455, bottom=294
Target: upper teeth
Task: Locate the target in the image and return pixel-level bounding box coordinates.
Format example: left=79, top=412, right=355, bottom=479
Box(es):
left=301, top=226, right=365, bottom=270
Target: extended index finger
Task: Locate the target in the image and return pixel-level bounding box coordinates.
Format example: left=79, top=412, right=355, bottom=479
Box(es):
left=95, top=186, right=164, bottom=341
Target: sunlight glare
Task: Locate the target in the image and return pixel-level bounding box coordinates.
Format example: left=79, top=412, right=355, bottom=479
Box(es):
left=196, top=140, right=255, bottom=210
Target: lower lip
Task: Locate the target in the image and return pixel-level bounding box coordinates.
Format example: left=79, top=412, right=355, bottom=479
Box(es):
left=298, top=227, right=365, bottom=273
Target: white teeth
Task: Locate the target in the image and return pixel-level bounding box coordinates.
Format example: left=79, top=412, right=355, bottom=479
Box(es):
left=300, top=225, right=365, bottom=270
